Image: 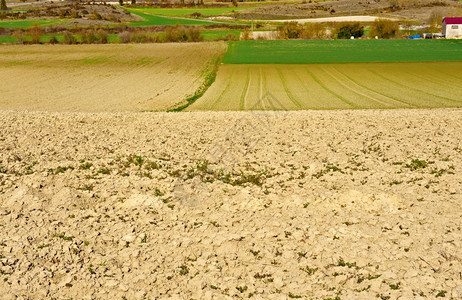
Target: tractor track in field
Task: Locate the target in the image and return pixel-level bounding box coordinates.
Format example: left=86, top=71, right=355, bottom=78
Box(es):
left=305, top=67, right=358, bottom=108
left=276, top=67, right=302, bottom=109
left=321, top=66, right=392, bottom=108
left=239, top=67, right=250, bottom=110
left=333, top=67, right=416, bottom=108
left=211, top=68, right=235, bottom=110
left=369, top=70, right=462, bottom=105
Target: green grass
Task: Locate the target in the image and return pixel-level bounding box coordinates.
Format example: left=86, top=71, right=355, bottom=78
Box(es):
left=127, top=6, right=251, bottom=17
left=0, top=19, right=65, bottom=29
left=202, top=30, right=240, bottom=40
left=223, top=40, right=462, bottom=64
left=126, top=8, right=224, bottom=26
left=0, top=33, right=120, bottom=44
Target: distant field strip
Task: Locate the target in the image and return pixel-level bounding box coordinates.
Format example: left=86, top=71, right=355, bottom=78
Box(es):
left=188, top=62, right=462, bottom=111
left=223, top=40, right=462, bottom=64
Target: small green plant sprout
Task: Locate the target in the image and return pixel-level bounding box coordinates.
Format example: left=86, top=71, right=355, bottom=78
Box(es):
left=141, top=234, right=147, bottom=243
left=88, top=264, right=96, bottom=274
left=337, top=258, right=356, bottom=268
left=254, top=273, right=272, bottom=280
left=53, top=233, right=73, bottom=241
left=405, top=159, right=428, bottom=171
left=236, top=286, right=248, bottom=293
left=436, top=290, right=446, bottom=297
left=388, top=282, right=400, bottom=290
left=249, top=250, right=260, bottom=256
left=178, top=265, right=189, bottom=275
left=301, top=266, right=317, bottom=275
left=288, top=292, right=302, bottom=298
left=79, top=162, right=93, bottom=170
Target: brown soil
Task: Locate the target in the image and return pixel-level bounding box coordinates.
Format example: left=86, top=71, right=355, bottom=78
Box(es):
left=0, top=109, right=461, bottom=299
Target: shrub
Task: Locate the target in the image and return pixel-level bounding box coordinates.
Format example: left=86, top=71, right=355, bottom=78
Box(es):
left=428, top=9, right=443, bottom=32
left=334, top=22, right=364, bottom=39
left=187, top=27, right=203, bottom=42
left=119, top=31, right=131, bottom=43
left=241, top=28, right=251, bottom=40
left=97, top=29, right=108, bottom=44
left=48, top=35, right=59, bottom=44
left=225, top=33, right=237, bottom=41
left=165, top=25, right=188, bottom=42
left=302, top=22, right=326, bottom=39
left=62, top=31, right=77, bottom=44
left=278, top=21, right=303, bottom=39
left=27, top=24, right=45, bottom=44
left=70, top=10, right=80, bottom=18
left=12, top=31, right=24, bottom=44
left=130, top=31, right=150, bottom=43
left=369, top=19, right=400, bottom=39
left=92, top=10, right=102, bottom=20
left=79, top=29, right=98, bottom=43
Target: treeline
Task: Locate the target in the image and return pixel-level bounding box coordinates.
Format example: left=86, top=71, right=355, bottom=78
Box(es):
left=0, top=23, right=244, bottom=44
left=2, top=24, right=204, bottom=44
left=275, top=19, right=401, bottom=40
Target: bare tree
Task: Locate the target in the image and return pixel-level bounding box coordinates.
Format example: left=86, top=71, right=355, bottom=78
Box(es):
left=1, top=0, right=8, bottom=11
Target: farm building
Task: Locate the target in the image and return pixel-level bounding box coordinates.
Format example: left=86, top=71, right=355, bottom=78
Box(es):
left=442, top=17, right=462, bottom=38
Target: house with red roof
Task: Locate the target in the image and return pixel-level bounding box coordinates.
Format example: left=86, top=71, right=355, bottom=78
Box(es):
left=443, top=17, right=462, bottom=38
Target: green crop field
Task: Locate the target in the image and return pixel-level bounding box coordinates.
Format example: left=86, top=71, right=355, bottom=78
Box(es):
left=0, top=19, right=65, bottom=29
left=188, top=62, right=462, bottom=111
left=223, top=40, right=462, bottom=64
left=127, top=7, right=251, bottom=17
left=126, top=8, right=228, bottom=26
left=202, top=30, right=241, bottom=40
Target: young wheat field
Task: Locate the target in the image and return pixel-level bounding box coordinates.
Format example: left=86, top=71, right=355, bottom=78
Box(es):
left=189, top=62, right=462, bottom=111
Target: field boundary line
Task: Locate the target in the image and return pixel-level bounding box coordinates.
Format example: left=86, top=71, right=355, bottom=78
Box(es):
left=369, top=70, right=462, bottom=105
left=305, top=67, right=357, bottom=108
left=168, top=56, right=222, bottom=112
left=333, top=67, right=416, bottom=108
left=276, top=67, right=302, bottom=109
left=239, top=67, right=250, bottom=111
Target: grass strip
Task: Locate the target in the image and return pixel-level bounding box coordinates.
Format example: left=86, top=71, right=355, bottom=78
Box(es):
left=167, top=57, right=222, bottom=112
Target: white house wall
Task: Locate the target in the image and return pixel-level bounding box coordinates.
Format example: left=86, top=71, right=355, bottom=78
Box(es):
left=445, top=24, right=462, bottom=38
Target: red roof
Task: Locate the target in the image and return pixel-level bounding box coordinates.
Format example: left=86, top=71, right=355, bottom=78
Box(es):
left=444, top=17, right=462, bottom=25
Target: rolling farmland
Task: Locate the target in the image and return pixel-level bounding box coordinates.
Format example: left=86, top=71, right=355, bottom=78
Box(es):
left=188, top=62, right=462, bottom=111
left=0, top=43, right=226, bottom=112
left=126, top=8, right=231, bottom=26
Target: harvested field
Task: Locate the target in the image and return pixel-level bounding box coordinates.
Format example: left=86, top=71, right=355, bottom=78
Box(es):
left=189, top=63, right=462, bottom=111
left=0, top=43, right=226, bottom=112
left=0, top=109, right=461, bottom=299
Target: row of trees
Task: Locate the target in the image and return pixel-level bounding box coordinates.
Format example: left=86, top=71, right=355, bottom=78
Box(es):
left=7, top=24, right=206, bottom=44
left=277, top=19, right=400, bottom=40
